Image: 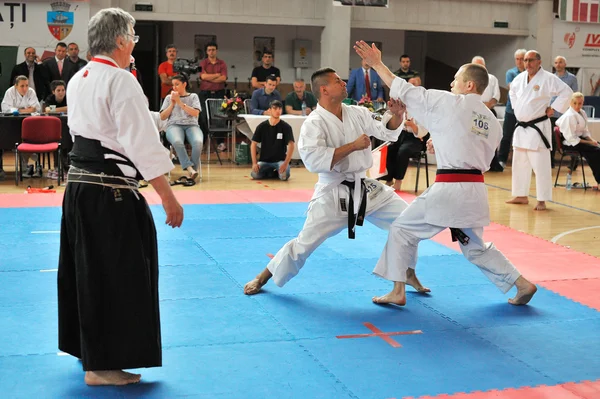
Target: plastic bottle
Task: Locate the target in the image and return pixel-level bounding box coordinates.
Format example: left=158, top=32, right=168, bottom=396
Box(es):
left=566, top=173, right=572, bottom=190
left=301, top=101, right=307, bottom=116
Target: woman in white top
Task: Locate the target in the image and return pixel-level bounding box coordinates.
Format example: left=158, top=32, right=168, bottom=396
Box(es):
left=160, top=73, right=203, bottom=182
left=1, top=75, right=40, bottom=113
left=556, top=92, right=600, bottom=184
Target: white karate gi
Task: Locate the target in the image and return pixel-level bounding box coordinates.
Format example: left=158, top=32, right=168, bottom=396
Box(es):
left=267, top=104, right=408, bottom=287
left=1, top=87, right=40, bottom=113
left=556, top=107, right=591, bottom=146
left=509, top=68, right=572, bottom=201
left=374, top=77, right=521, bottom=294
left=481, top=74, right=500, bottom=104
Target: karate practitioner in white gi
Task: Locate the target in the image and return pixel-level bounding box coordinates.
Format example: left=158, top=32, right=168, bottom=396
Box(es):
left=354, top=41, right=538, bottom=307
left=244, top=67, right=430, bottom=295
left=506, top=50, right=572, bottom=211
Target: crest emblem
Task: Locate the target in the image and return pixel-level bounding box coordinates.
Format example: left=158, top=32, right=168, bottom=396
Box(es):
left=564, top=32, right=576, bottom=49
left=47, top=1, right=74, bottom=41
left=533, top=85, right=540, bottom=91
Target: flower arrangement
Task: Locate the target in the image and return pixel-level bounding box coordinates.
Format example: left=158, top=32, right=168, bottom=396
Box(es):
left=221, top=93, right=245, bottom=117
left=357, top=95, right=374, bottom=112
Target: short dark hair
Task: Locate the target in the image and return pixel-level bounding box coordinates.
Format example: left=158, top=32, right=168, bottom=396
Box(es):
left=67, top=42, right=78, bottom=48
left=462, top=64, right=489, bottom=95
left=171, top=73, right=190, bottom=89
left=165, top=44, right=177, bottom=53
left=311, top=67, right=336, bottom=100
left=50, top=80, right=66, bottom=92
left=205, top=41, right=218, bottom=52
left=266, top=74, right=278, bottom=83
left=400, top=54, right=410, bottom=61
left=269, top=100, right=283, bottom=109
left=56, top=42, right=67, bottom=50
left=262, top=50, right=273, bottom=57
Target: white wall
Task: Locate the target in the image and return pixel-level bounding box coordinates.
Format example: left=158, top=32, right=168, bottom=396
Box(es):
left=426, top=32, right=526, bottom=87
left=171, top=22, right=322, bottom=85
left=349, top=29, right=406, bottom=75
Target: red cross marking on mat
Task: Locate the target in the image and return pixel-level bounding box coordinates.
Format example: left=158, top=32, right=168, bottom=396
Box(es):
left=336, top=322, right=422, bottom=348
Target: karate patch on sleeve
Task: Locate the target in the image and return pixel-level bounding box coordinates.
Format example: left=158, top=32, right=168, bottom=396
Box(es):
left=371, top=113, right=383, bottom=121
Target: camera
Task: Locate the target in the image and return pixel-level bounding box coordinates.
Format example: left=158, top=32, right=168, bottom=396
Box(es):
left=173, top=58, right=201, bottom=75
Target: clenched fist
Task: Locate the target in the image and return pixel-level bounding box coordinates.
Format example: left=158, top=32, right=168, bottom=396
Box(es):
left=353, top=134, right=371, bottom=151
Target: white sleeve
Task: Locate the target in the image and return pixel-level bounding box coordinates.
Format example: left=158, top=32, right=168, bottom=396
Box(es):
left=353, top=105, right=404, bottom=142
left=556, top=113, right=580, bottom=146
left=550, top=75, right=573, bottom=114
left=492, top=76, right=500, bottom=101
left=27, top=90, right=40, bottom=112
left=388, top=76, right=446, bottom=133
left=298, top=119, right=335, bottom=173
left=111, top=73, right=174, bottom=180
left=1, top=88, right=13, bottom=112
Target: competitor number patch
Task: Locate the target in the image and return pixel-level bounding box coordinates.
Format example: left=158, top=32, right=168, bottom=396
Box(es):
left=471, top=111, right=490, bottom=138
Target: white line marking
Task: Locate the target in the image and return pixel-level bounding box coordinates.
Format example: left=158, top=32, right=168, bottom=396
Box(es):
left=40, top=269, right=58, bottom=272
left=551, top=225, right=600, bottom=243
left=57, top=352, right=69, bottom=356
left=31, top=231, right=60, bottom=234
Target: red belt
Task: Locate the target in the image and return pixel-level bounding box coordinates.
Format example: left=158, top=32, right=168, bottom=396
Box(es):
left=435, top=174, right=484, bottom=183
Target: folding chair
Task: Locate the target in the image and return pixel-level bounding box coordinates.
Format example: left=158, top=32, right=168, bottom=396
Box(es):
left=15, top=116, right=62, bottom=186
left=553, top=126, right=587, bottom=190
left=205, top=98, right=232, bottom=165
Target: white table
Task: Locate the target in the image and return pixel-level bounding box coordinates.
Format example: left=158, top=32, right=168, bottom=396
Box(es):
left=239, top=114, right=306, bottom=160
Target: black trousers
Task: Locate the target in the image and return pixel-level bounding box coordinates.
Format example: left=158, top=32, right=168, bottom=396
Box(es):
left=498, top=112, right=517, bottom=163
left=58, top=182, right=161, bottom=371
left=573, top=142, right=600, bottom=183
left=383, top=131, right=425, bottom=181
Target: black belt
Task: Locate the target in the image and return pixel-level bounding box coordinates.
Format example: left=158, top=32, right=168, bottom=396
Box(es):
left=515, top=115, right=550, bottom=149
left=436, top=169, right=482, bottom=175
left=340, top=180, right=367, bottom=239
left=70, top=136, right=143, bottom=180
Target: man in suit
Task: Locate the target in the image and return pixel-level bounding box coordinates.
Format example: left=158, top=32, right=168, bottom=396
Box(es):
left=10, top=47, right=47, bottom=100
left=346, top=59, right=384, bottom=103
left=42, top=42, right=77, bottom=95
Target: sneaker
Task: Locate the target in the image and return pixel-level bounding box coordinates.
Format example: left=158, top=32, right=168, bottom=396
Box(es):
left=217, top=143, right=227, bottom=152
left=33, top=165, right=43, bottom=178
left=499, top=161, right=506, bottom=169
left=22, top=165, right=34, bottom=178
left=0, top=169, right=5, bottom=181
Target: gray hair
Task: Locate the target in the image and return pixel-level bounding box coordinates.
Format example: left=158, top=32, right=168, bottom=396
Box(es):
left=88, top=8, right=135, bottom=57
left=514, top=48, right=527, bottom=58
left=14, top=75, right=28, bottom=86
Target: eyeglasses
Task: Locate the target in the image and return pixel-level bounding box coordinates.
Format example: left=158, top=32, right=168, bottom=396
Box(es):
left=127, top=33, right=139, bottom=43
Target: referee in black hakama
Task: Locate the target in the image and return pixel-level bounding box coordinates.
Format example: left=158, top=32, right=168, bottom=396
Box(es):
left=57, top=8, right=184, bottom=386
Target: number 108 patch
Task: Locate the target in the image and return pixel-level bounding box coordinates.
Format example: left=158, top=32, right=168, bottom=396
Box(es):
left=470, top=111, right=490, bottom=138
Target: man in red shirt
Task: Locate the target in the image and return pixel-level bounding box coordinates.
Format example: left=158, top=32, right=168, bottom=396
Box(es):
left=158, top=44, right=177, bottom=100
left=199, top=41, right=227, bottom=100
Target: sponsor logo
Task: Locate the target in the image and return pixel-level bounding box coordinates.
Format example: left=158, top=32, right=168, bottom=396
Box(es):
left=564, top=32, right=577, bottom=49
left=584, top=33, right=600, bottom=48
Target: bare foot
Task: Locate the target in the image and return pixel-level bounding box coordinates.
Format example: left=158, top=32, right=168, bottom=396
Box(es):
left=393, top=180, right=402, bottom=191
left=406, top=268, right=431, bottom=293
left=508, top=276, right=537, bottom=305
left=85, top=370, right=141, bottom=386
left=243, top=268, right=272, bottom=295
left=506, top=196, right=529, bottom=205
left=533, top=201, right=547, bottom=211
left=372, top=281, right=406, bottom=306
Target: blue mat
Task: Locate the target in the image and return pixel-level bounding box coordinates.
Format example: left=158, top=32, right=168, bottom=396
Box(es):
left=0, top=202, right=598, bottom=398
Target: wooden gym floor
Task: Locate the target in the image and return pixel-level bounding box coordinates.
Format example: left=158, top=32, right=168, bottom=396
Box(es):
left=1, top=151, right=599, bottom=258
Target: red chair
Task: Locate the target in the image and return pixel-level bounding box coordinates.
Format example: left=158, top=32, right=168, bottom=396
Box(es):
left=553, top=126, right=587, bottom=190
left=14, top=116, right=62, bottom=186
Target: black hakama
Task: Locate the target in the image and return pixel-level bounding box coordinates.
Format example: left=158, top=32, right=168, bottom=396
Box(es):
left=58, top=181, right=161, bottom=371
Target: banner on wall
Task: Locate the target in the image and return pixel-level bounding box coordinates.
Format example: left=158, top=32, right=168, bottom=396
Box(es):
left=553, top=20, right=600, bottom=68
left=0, top=1, right=90, bottom=62
left=560, top=0, right=600, bottom=23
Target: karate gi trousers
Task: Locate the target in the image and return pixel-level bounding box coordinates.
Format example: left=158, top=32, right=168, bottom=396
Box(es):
left=267, top=179, right=408, bottom=287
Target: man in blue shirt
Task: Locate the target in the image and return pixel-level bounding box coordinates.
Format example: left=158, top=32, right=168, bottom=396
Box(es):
left=498, top=49, right=526, bottom=169
left=250, top=74, right=282, bottom=115
left=551, top=56, right=579, bottom=166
